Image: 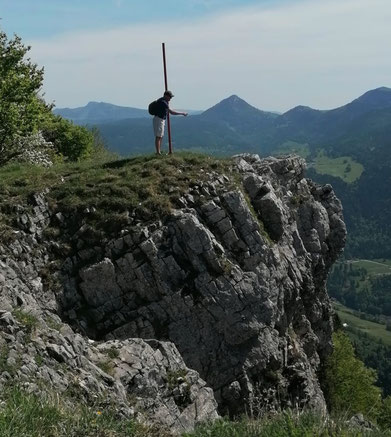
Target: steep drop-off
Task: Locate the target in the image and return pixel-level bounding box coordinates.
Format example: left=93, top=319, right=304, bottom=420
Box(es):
left=0, top=154, right=346, bottom=432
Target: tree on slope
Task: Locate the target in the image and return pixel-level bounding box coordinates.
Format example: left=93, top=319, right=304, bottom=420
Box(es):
left=0, top=29, right=50, bottom=165
left=324, top=331, right=381, bottom=420
left=0, top=28, right=95, bottom=165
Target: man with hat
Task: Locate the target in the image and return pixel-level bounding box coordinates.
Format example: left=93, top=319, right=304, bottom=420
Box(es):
left=153, top=90, right=188, bottom=155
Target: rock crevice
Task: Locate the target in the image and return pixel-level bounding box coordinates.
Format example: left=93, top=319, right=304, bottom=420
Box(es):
left=0, top=154, right=346, bottom=429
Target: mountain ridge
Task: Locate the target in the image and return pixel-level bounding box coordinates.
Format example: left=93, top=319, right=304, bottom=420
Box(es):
left=54, top=101, right=202, bottom=124
left=55, top=86, right=391, bottom=126
left=276, top=86, right=391, bottom=141
left=90, top=86, right=391, bottom=261
left=54, top=87, right=391, bottom=158
left=53, top=101, right=149, bottom=123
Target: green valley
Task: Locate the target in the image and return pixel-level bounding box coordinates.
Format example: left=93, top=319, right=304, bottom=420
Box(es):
left=328, top=258, right=391, bottom=316
left=334, top=303, right=391, bottom=346
left=330, top=259, right=391, bottom=397
left=313, top=151, right=364, bottom=183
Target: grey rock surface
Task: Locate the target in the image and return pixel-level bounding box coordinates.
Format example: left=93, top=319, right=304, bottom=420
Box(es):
left=0, top=154, right=346, bottom=428
left=60, top=154, right=345, bottom=415
left=0, top=199, right=218, bottom=434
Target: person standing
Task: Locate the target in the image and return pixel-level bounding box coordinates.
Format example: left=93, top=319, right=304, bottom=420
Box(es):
left=152, top=90, right=187, bottom=155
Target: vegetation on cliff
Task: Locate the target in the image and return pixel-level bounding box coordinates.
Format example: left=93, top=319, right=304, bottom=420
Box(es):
left=0, top=27, right=100, bottom=165
left=1, top=26, right=391, bottom=437
left=1, top=153, right=390, bottom=434
left=0, top=152, right=234, bottom=246
left=324, top=331, right=381, bottom=420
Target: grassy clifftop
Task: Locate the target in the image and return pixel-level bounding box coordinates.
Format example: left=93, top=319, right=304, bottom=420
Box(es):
left=0, top=152, right=234, bottom=239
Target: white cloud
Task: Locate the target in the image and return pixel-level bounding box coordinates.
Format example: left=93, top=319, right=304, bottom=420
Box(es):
left=29, top=0, right=391, bottom=111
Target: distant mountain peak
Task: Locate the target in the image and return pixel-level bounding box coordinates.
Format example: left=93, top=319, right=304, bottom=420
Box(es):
left=365, top=86, right=391, bottom=93
left=355, top=86, right=391, bottom=101
left=216, top=94, right=254, bottom=107
left=200, top=94, right=279, bottom=124
left=225, top=94, right=243, bottom=102
left=202, top=95, right=260, bottom=116
left=284, top=105, right=317, bottom=114
left=333, top=86, right=391, bottom=116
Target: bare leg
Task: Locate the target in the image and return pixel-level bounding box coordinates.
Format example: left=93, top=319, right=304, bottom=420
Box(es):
left=155, top=137, right=162, bottom=154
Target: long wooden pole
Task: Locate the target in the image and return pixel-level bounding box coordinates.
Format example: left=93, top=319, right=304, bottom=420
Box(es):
left=162, top=43, right=173, bottom=154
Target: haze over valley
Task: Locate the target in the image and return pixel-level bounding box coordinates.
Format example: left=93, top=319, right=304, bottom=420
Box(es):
left=2, top=0, right=391, bottom=433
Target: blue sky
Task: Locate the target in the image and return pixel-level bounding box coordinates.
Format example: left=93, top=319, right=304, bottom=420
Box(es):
left=0, top=0, right=269, bottom=39
left=1, top=0, right=390, bottom=112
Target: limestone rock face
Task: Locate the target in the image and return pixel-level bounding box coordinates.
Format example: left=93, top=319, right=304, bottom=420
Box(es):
left=61, top=154, right=346, bottom=415
left=0, top=202, right=218, bottom=434
left=0, top=154, right=346, bottom=428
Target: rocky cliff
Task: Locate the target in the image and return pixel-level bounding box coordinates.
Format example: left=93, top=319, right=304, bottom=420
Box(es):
left=0, top=153, right=346, bottom=433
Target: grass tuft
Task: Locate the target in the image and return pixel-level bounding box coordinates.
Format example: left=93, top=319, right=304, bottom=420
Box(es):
left=184, top=410, right=391, bottom=437
left=13, top=309, right=39, bottom=334
left=0, top=386, right=170, bottom=437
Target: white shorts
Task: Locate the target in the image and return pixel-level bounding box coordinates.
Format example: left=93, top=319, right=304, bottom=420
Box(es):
left=153, top=116, right=165, bottom=138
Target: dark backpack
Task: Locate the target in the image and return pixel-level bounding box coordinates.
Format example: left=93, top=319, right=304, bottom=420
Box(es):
left=148, top=100, right=159, bottom=116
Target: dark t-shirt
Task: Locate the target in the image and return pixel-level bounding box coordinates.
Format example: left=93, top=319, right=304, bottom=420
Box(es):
left=155, top=97, right=169, bottom=120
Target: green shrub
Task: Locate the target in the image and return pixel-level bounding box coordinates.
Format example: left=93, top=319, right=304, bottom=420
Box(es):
left=102, top=346, right=120, bottom=359
left=379, top=396, right=391, bottom=430
left=324, top=331, right=382, bottom=420
left=41, top=114, right=94, bottom=161
left=13, top=309, right=39, bottom=334
left=96, top=359, right=114, bottom=376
